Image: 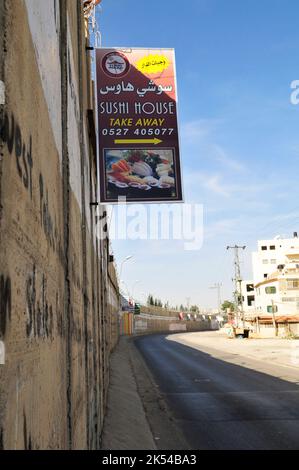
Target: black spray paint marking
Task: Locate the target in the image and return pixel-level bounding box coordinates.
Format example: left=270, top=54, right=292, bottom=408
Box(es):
left=26, top=266, right=54, bottom=340
left=23, top=411, right=32, bottom=450
left=0, top=275, right=11, bottom=338
left=39, top=173, right=55, bottom=249
left=0, top=427, right=4, bottom=450
left=39, top=173, right=64, bottom=258
left=0, top=112, right=33, bottom=197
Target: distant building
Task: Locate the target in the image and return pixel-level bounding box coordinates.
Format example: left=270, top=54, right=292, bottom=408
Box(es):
left=248, top=233, right=299, bottom=336
left=240, top=280, right=255, bottom=314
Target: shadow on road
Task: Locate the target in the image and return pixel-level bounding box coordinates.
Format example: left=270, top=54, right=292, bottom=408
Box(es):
left=134, top=333, right=299, bottom=450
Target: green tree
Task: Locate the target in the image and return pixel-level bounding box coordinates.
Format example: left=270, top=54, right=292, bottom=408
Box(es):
left=190, top=305, right=199, bottom=312
left=221, top=300, right=234, bottom=313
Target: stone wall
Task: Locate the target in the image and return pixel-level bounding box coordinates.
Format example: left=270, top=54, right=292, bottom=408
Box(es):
left=0, top=0, right=119, bottom=449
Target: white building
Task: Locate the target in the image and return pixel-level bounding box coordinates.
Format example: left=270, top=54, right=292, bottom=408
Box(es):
left=251, top=233, right=299, bottom=331
left=252, top=234, right=299, bottom=286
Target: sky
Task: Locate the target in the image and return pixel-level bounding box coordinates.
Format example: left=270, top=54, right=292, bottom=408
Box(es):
left=95, top=0, right=299, bottom=309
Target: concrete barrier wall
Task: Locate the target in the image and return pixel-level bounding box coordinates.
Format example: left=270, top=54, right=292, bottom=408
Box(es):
left=140, top=305, right=182, bottom=317
left=0, top=0, right=119, bottom=449
left=134, top=314, right=218, bottom=335
left=119, top=305, right=219, bottom=336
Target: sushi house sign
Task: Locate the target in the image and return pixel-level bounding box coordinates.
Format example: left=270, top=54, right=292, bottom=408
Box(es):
left=96, top=48, right=183, bottom=203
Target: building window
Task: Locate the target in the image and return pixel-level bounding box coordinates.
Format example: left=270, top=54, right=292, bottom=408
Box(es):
left=287, top=279, right=299, bottom=289
left=270, top=245, right=275, bottom=250
left=270, top=259, right=276, bottom=264
left=282, top=297, right=296, bottom=302
left=261, top=246, right=267, bottom=251
left=265, top=286, right=276, bottom=294
left=264, top=273, right=268, bottom=278
left=247, top=295, right=255, bottom=306
left=246, top=284, right=254, bottom=292
left=262, top=259, right=268, bottom=264
left=267, top=305, right=278, bottom=313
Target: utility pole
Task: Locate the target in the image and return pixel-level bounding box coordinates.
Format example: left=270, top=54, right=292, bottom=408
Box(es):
left=209, top=283, right=222, bottom=313
left=271, top=299, right=277, bottom=336
left=226, top=245, right=246, bottom=327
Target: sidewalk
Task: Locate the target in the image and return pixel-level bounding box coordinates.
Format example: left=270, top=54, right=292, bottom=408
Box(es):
left=100, top=336, right=188, bottom=450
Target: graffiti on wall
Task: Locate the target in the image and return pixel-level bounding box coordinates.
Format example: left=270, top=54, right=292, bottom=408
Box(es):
left=39, top=172, right=61, bottom=253
left=23, top=412, right=32, bottom=450
left=25, top=265, right=54, bottom=340
left=0, top=275, right=11, bottom=338
left=0, top=112, right=64, bottom=256
left=0, top=427, right=3, bottom=450
left=0, top=113, right=33, bottom=198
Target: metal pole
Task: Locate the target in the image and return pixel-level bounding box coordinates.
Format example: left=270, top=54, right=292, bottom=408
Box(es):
left=271, top=298, right=277, bottom=336
left=226, top=245, right=246, bottom=328
left=209, top=283, right=222, bottom=313
left=119, top=255, right=133, bottom=280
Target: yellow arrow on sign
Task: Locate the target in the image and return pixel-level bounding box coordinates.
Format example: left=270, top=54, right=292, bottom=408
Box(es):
left=114, top=138, right=162, bottom=145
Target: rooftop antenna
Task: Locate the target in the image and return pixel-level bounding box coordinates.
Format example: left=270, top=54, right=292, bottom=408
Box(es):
left=84, top=0, right=103, bottom=52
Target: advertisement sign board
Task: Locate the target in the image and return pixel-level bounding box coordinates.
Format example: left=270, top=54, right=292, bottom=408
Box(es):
left=96, top=48, right=183, bottom=203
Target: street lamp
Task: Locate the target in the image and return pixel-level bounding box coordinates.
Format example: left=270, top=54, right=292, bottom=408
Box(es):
left=140, top=291, right=147, bottom=305
left=131, top=280, right=140, bottom=300
left=120, top=279, right=130, bottom=299
left=119, top=255, right=133, bottom=280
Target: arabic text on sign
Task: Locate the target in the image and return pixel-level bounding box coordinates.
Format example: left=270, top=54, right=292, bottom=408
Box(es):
left=99, top=80, right=173, bottom=97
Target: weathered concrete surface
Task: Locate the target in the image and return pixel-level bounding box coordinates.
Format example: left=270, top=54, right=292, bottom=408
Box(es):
left=0, top=0, right=120, bottom=449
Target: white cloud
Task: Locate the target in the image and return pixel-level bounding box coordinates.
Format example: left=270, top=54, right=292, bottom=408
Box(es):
left=203, top=174, right=230, bottom=197
left=184, top=168, right=283, bottom=201
left=181, top=118, right=221, bottom=144
left=212, top=144, right=246, bottom=172
left=204, top=218, right=239, bottom=239
left=181, top=120, right=246, bottom=177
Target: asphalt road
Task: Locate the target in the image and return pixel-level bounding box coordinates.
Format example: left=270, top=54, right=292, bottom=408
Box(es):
left=134, top=333, right=299, bottom=450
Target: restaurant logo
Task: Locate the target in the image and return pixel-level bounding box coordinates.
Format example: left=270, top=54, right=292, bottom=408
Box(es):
left=102, top=52, right=130, bottom=78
